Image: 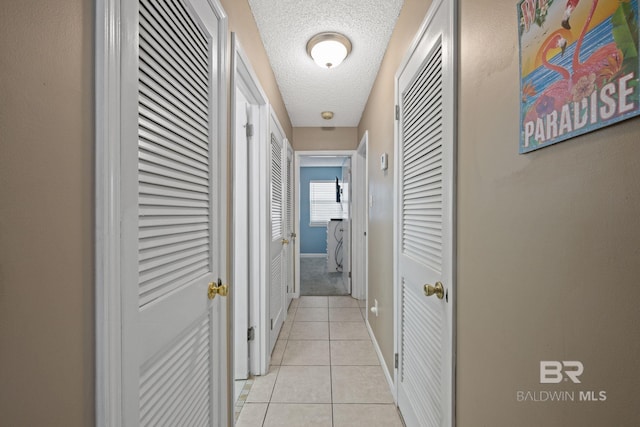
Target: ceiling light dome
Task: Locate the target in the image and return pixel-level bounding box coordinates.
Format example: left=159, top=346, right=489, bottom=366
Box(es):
left=306, top=32, right=352, bottom=69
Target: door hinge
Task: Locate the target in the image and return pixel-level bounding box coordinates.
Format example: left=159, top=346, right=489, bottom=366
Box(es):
left=246, top=123, right=254, bottom=138
left=395, top=353, right=399, bottom=369
left=348, top=271, right=352, bottom=279
left=395, top=105, right=399, bottom=120
left=248, top=327, right=255, bottom=341
left=270, top=318, right=274, bottom=330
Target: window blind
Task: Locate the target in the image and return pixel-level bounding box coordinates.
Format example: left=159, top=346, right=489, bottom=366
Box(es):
left=309, top=180, right=343, bottom=226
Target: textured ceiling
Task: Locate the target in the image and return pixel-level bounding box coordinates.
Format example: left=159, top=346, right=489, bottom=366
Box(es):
left=248, top=0, right=404, bottom=127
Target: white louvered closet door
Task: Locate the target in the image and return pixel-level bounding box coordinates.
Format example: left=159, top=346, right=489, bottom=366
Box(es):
left=121, top=0, right=226, bottom=425
left=268, top=114, right=286, bottom=353
left=395, top=0, right=455, bottom=426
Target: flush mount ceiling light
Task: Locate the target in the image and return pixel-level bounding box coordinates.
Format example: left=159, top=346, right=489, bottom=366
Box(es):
left=306, top=32, right=352, bottom=69
left=321, top=111, right=334, bottom=120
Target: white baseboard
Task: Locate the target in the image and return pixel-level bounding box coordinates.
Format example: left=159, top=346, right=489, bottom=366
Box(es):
left=300, top=253, right=326, bottom=258
left=366, top=318, right=396, bottom=401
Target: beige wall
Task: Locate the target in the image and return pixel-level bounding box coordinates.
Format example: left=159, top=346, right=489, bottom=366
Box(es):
left=0, top=1, right=94, bottom=426
left=292, top=127, right=358, bottom=151
left=357, top=0, right=433, bottom=377
left=457, top=0, right=640, bottom=424
left=360, top=0, right=640, bottom=424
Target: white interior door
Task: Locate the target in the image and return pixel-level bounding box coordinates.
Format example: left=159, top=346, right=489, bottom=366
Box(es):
left=285, top=142, right=295, bottom=308
left=120, top=0, right=228, bottom=425
left=268, top=113, right=286, bottom=352
left=395, top=0, right=455, bottom=426
left=352, top=134, right=368, bottom=302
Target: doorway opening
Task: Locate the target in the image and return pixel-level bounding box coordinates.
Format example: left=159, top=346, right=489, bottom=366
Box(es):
left=295, top=151, right=355, bottom=298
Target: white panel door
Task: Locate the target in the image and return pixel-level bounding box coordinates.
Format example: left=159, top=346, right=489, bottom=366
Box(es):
left=395, top=0, right=455, bottom=426
left=285, top=142, right=295, bottom=308
left=120, top=0, right=227, bottom=425
left=268, top=113, right=286, bottom=352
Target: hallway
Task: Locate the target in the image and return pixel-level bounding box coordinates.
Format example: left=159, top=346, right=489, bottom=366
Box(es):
left=235, top=296, right=403, bottom=427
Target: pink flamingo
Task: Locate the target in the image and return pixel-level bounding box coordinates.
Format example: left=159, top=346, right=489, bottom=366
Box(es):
left=570, top=0, right=624, bottom=91
left=562, top=0, right=581, bottom=29
left=524, top=31, right=573, bottom=123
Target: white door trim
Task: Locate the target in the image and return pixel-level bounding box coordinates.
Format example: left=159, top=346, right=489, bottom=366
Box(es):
left=230, top=35, right=271, bottom=377
left=95, top=2, right=124, bottom=423
left=95, top=1, right=229, bottom=424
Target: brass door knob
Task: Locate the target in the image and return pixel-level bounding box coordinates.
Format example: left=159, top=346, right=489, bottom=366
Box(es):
left=281, top=238, right=290, bottom=245
left=208, top=280, right=228, bottom=300
left=424, top=281, right=445, bottom=299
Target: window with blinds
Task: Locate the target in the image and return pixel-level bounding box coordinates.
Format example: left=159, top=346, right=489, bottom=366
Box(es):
left=309, top=180, right=343, bottom=226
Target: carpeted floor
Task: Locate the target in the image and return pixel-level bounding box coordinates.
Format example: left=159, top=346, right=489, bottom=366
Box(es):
left=300, top=257, right=349, bottom=296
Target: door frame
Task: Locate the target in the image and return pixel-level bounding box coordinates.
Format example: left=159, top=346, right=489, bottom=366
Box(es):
left=294, top=150, right=356, bottom=299
left=95, top=0, right=229, bottom=424
left=230, top=35, right=270, bottom=379
left=392, top=0, right=457, bottom=424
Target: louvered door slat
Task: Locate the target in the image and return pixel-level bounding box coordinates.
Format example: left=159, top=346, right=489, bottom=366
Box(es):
left=146, top=1, right=208, bottom=75
left=139, top=229, right=208, bottom=249
left=139, top=73, right=208, bottom=134
left=139, top=140, right=208, bottom=175
left=139, top=108, right=207, bottom=154
left=139, top=163, right=208, bottom=191
left=139, top=59, right=207, bottom=124
left=401, top=41, right=444, bottom=271
left=139, top=182, right=208, bottom=201
left=139, top=0, right=211, bottom=312
left=140, top=8, right=208, bottom=95
left=139, top=5, right=208, bottom=89
left=139, top=159, right=208, bottom=186
left=139, top=125, right=209, bottom=162
left=139, top=88, right=208, bottom=139
left=138, top=223, right=208, bottom=240
left=140, top=316, right=210, bottom=427
left=271, top=132, right=283, bottom=240
left=287, top=157, right=292, bottom=235
left=140, top=237, right=209, bottom=262
left=401, top=280, right=443, bottom=426
left=403, top=79, right=442, bottom=126
left=139, top=252, right=209, bottom=288
left=404, top=115, right=443, bottom=154
left=139, top=43, right=208, bottom=112
left=140, top=173, right=207, bottom=195
left=402, top=45, right=443, bottom=110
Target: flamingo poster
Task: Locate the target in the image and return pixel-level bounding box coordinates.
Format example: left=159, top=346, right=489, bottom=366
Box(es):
left=518, top=0, right=639, bottom=153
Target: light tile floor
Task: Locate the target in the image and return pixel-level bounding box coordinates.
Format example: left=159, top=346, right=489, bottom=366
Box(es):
left=235, top=296, right=405, bottom=427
